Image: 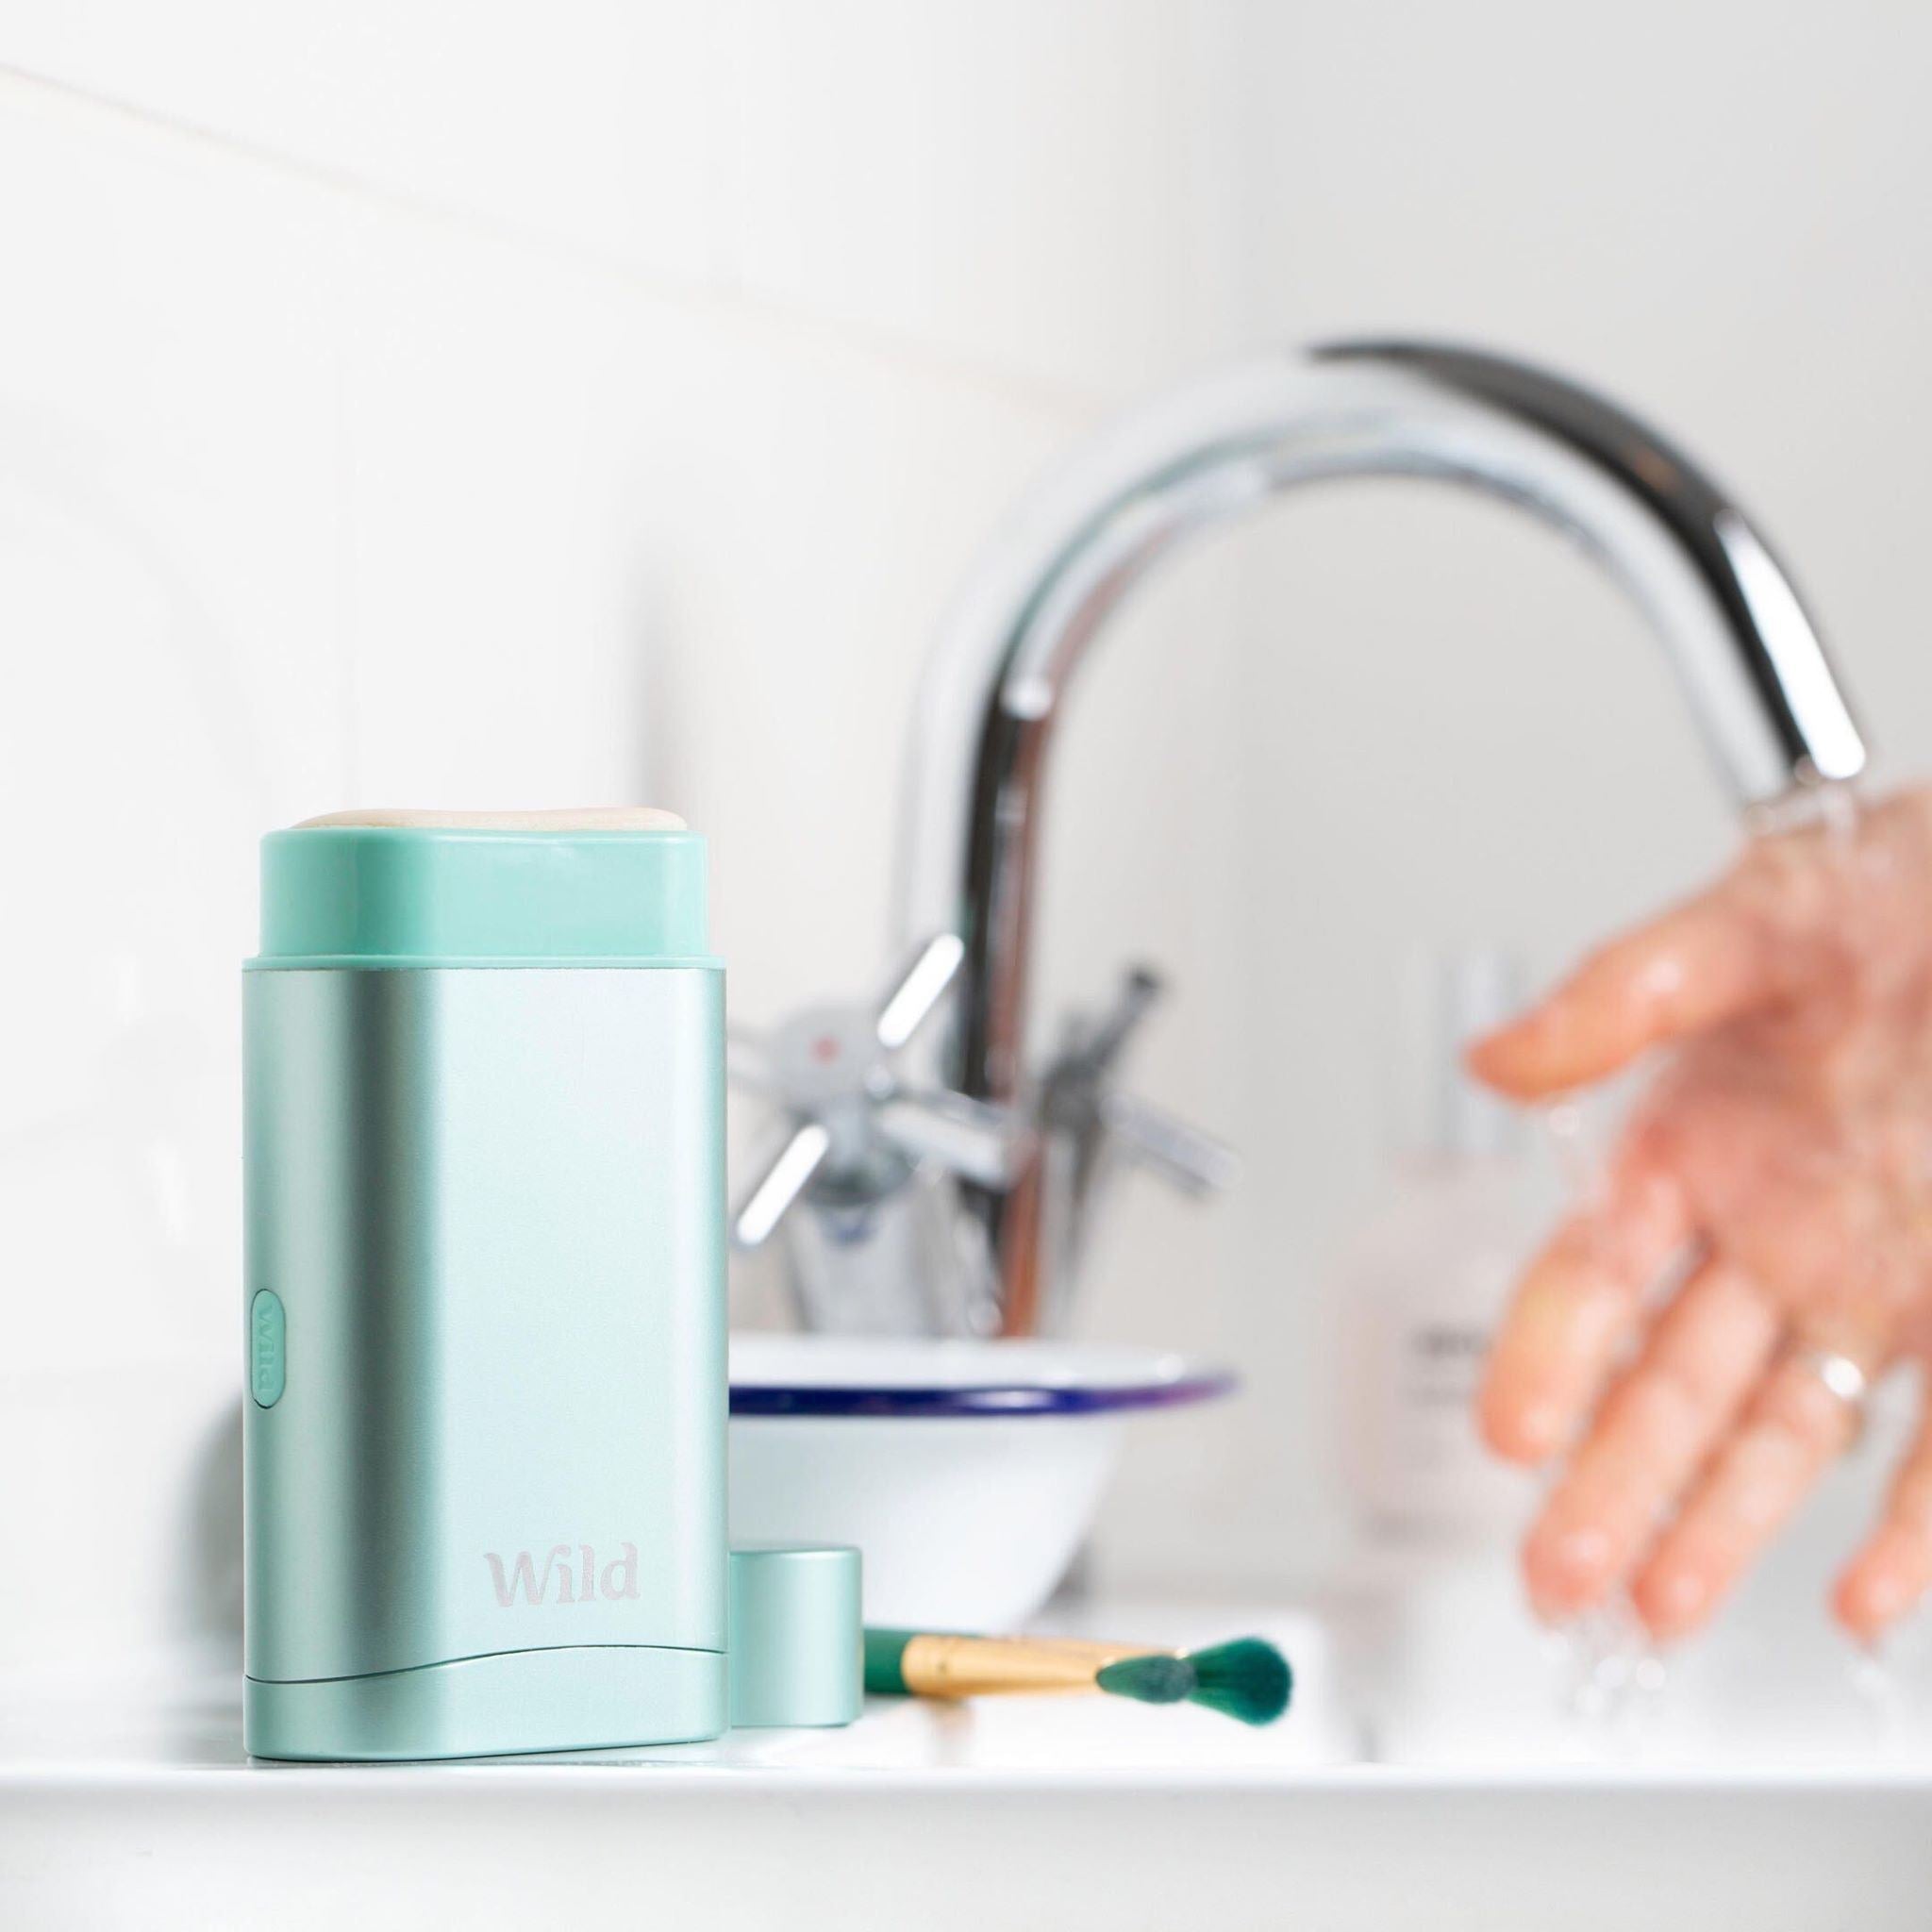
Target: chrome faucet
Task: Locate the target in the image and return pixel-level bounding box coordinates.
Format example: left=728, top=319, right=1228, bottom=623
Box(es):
left=732, top=340, right=1868, bottom=1337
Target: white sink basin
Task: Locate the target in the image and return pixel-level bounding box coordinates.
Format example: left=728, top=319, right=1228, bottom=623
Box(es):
left=6, top=1603, right=1931, bottom=1930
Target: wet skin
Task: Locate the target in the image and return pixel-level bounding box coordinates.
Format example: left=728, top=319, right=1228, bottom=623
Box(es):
left=1470, top=789, right=1932, bottom=1646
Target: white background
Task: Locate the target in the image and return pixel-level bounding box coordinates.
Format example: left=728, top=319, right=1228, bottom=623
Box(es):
left=3, top=0, right=1930, bottom=1670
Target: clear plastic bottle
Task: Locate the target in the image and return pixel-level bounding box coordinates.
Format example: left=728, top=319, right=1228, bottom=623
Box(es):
left=1339, top=953, right=1559, bottom=1762
left=1341, top=950, right=1550, bottom=1541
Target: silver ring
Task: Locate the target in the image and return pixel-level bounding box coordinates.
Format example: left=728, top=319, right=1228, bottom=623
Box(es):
left=1787, top=1344, right=1873, bottom=1420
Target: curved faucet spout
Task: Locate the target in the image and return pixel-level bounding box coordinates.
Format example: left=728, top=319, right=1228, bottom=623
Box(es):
left=892, top=340, right=1868, bottom=1331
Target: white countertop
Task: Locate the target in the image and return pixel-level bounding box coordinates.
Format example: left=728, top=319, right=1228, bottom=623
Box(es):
left=8, top=1603, right=1932, bottom=1932
left=0, top=1603, right=1350, bottom=1784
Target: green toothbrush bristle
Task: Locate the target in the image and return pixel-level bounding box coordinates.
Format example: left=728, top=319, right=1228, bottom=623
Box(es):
left=1178, top=1638, right=1291, bottom=1727
left=1094, top=1652, right=1196, bottom=1706
left=1093, top=1637, right=1292, bottom=1726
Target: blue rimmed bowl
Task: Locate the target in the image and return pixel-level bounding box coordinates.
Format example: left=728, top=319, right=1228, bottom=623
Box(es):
left=727, top=1336, right=1236, bottom=1627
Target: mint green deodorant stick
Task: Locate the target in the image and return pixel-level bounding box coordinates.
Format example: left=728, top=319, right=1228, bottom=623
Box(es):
left=242, top=809, right=726, bottom=1760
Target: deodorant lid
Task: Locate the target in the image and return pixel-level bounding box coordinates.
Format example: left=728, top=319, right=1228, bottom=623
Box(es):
left=250, top=808, right=714, bottom=968
left=727, top=1544, right=863, bottom=1729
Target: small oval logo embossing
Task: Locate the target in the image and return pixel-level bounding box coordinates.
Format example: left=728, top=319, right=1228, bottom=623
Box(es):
left=250, top=1290, right=286, bottom=1407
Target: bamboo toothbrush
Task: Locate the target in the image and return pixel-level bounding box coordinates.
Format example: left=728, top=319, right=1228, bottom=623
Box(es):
left=862, top=1627, right=1291, bottom=1726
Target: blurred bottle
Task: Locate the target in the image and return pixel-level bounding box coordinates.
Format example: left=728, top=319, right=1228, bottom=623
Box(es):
left=1341, top=950, right=1548, bottom=1541
left=1335, top=950, right=1561, bottom=1760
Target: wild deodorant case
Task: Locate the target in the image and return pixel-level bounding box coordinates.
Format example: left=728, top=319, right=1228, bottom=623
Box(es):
left=242, top=809, right=726, bottom=1759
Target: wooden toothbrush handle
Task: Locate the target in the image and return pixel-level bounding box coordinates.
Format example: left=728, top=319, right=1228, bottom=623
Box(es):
left=899, top=1633, right=1161, bottom=1698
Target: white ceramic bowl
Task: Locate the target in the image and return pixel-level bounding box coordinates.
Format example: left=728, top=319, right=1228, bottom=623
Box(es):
left=727, top=1334, right=1234, bottom=1629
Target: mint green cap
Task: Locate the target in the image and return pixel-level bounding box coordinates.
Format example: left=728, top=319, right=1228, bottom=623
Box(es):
left=727, top=1545, right=862, bottom=1729
left=250, top=812, right=713, bottom=968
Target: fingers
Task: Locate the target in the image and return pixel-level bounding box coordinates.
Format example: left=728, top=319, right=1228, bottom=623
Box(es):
left=1631, top=1346, right=1875, bottom=1641
left=1469, top=888, right=1784, bottom=1100
left=1522, top=1259, right=1779, bottom=1620
left=1835, top=1395, right=1932, bottom=1642
left=1479, top=1154, right=1691, bottom=1464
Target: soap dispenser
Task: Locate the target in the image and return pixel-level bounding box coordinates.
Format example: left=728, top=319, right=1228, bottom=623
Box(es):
left=242, top=808, right=726, bottom=1761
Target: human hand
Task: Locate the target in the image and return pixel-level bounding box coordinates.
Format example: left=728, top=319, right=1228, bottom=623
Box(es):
left=1471, top=788, right=1932, bottom=1645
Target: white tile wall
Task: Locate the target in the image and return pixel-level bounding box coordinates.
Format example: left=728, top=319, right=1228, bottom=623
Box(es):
left=4, top=0, right=1931, bottom=1661
left=0, top=77, right=353, bottom=1664
left=0, top=22, right=1104, bottom=1668
left=1, top=3, right=731, bottom=282
left=715, top=0, right=1251, bottom=398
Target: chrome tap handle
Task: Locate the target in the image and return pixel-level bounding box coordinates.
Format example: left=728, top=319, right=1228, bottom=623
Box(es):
left=731, top=1121, right=832, bottom=1251
left=1041, top=964, right=1174, bottom=1133
left=1061, top=965, right=1162, bottom=1083
left=1099, top=1091, right=1241, bottom=1197
left=877, top=1087, right=1026, bottom=1191
left=1040, top=961, right=1237, bottom=1213
left=874, top=932, right=966, bottom=1053
left=1064, top=964, right=1238, bottom=1195
left=1027, top=963, right=1238, bottom=1333
left=725, top=934, right=1023, bottom=1259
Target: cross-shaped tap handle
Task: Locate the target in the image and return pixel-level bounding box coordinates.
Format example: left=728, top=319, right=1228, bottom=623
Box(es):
left=728, top=935, right=1024, bottom=1252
